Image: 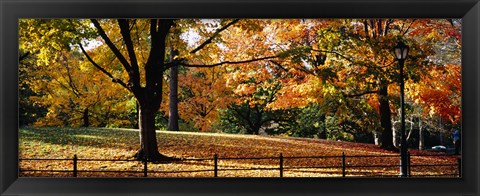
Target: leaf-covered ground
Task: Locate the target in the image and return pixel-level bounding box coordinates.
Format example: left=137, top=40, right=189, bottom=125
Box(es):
left=19, top=127, right=460, bottom=177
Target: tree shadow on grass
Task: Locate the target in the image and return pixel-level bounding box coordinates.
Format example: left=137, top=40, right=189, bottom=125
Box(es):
left=19, top=127, right=140, bottom=149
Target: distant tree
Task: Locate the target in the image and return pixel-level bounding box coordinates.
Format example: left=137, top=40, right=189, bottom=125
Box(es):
left=19, top=50, right=47, bottom=126
left=177, top=68, right=232, bottom=131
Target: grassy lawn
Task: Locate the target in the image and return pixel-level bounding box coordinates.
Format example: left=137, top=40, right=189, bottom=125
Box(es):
left=19, top=127, right=460, bottom=177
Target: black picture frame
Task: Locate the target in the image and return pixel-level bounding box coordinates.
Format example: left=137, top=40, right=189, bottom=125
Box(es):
left=1, top=0, right=479, bottom=195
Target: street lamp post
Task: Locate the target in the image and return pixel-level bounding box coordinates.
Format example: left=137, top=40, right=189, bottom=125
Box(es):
left=394, top=41, right=409, bottom=177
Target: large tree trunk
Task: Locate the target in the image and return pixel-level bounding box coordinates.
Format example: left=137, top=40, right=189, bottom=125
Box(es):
left=318, top=114, right=327, bottom=139
left=378, top=83, right=395, bottom=150
left=134, top=19, right=175, bottom=162
left=82, top=108, right=89, bottom=127
left=245, top=122, right=258, bottom=135
left=135, top=104, right=168, bottom=161
left=246, top=115, right=261, bottom=135
left=167, top=63, right=179, bottom=131
left=251, top=124, right=261, bottom=135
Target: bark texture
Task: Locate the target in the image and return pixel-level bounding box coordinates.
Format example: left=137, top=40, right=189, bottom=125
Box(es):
left=167, top=63, right=179, bottom=131
left=378, top=83, right=395, bottom=150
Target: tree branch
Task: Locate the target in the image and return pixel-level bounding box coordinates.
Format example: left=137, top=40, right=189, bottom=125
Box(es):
left=402, top=19, right=416, bottom=36
left=150, top=19, right=174, bottom=111
left=91, top=19, right=132, bottom=72
left=343, top=90, right=379, bottom=98
left=268, top=60, right=289, bottom=72
left=190, top=19, right=240, bottom=54
left=53, top=77, right=79, bottom=98
left=79, top=44, right=129, bottom=90
left=19, top=51, right=31, bottom=62
left=149, top=19, right=158, bottom=43
left=363, top=20, right=370, bottom=39
left=384, top=19, right=394, bottom=36
left=311, top=49, right=354, bottom=63
left=118, top=19, right=140, bottom=82
left=180, top=55, right=278, bottom=68
left=61, top=54, right=82, bottom=98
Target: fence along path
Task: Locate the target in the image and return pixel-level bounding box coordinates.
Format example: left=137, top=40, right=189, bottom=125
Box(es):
left=19, top=152, right=461, bottom=177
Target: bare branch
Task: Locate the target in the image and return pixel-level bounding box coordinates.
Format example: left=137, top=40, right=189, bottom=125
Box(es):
left=60, top=54, right=82, bottom=98
left=180, top=55, right=278, bottom=68
left=91, top=19, right=132, bottom=72
left=363, top=20, right=370, bottom=39
left=19, top=51, right=31, bottom=62
left=53, top=77, right=78, bottom=97
left=268, top=60, right=289, bottom=72
left=298, top=66, right=317, bottom=76
left=118, top=19, right=140, bottom=81
left=79, top=44, right=129, bottom=90
left=269, top=60, right=319, bottom=76
left=343, top=90, right=379, bottom=98
left=402, top=19, right=416, bottom=36
left=190, top=19, right=240, bottom=54
left=311, top=49, right=354, bottom=63
left=384, top=19, right=394, bottom=36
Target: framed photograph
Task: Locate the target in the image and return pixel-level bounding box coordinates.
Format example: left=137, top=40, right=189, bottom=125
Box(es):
left=1, top=0, right=479, bottom=195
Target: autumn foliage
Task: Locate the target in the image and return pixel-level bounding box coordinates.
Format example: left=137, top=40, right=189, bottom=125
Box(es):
left=19, top=18, right=461, bottom=173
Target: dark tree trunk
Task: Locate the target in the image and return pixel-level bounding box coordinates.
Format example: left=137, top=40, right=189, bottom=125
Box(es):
left=248, top=125, right=261, bottom=135
left=132, top=19, right=175, bottom=162
left=252, top=106, right=262, bottom=135
left=246, top=118, right=261, bottom=135
left=252, top=125, right=260, bottom=135
left=134, top=104, right=170, bottom=161
left=133, top=102, right=139, bottom=129
left=82, top=108, right=89, bottom=127
left=167, top=63, right=179, bottom=131
left=318, top=114, right=327, bottom=139
left=378, top=83, right=395, bottom=150
left=247, top=118, right=261, bottom=135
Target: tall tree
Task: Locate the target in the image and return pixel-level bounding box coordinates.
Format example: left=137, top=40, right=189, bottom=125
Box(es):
left=178, top=67, right=232, bottom=131
left=19, top=50, right=47, bottom=126
left=25, top=50, right=130, bottom=127
left=296, top=19, right=439, bottom=150
left=18, top=19, right=131, bottom=127
left=80, top=19, right=279, bottom=161
left=78, top=19, right=177, bottom=161
left=172, top=19, right=282, bottom=132
left=167, top=48, right=180, bottom=131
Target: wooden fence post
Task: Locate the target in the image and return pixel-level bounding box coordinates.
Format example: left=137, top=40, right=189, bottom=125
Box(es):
left=214, top=154, right=218, bottom=177
left=458, top=158, right=461, bottom=177
left=143, top=160, right=148, bottom=177
left=279, top=153, right=283, bottom=177
left=342, top=152, right=346, bottom=177
left=73, top=154, right=77, bottom=177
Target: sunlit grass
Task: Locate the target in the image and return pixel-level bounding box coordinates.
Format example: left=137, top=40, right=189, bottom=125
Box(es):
left=19, top=127, right=459, bottom=177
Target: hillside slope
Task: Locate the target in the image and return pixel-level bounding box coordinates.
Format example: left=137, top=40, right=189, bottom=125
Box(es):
left=19, top=127, right=458, bottom=177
